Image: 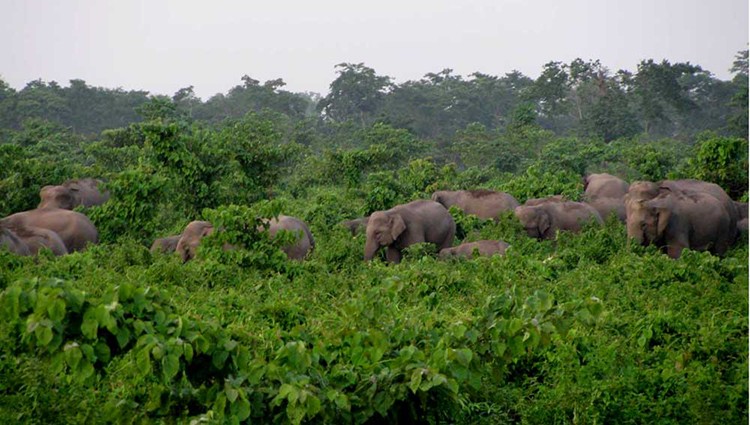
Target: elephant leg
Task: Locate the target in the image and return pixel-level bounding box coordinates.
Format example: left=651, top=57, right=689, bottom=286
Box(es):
left=386, top=246, right=402, bottom=264
left=665, top=243, right=687, bottom=259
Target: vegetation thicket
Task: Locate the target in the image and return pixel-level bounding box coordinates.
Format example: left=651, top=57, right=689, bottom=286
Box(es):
left=0, top=52, right=747, bottom=424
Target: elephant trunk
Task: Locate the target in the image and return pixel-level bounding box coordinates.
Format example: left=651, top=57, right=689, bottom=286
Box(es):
left=364, top=238, right=381, bottom=261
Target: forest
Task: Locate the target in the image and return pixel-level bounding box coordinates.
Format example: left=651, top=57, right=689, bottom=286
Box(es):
left=0, top=51, right=747, bottom=424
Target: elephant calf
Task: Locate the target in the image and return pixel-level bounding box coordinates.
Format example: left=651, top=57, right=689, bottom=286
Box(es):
left=432, top=190, right=519, bottom=220
left=439, top=240, right=509, bottom=259
left=1, top=228, right=31, bottom=256
left=365, top=200, right=455, bottom=264
left=340, top=216, right=369, bottom=236
left=150, top=235, right=181, bottom=254
left=0, top=225, right=68, bottom=256
left=515, top=201, right=603, bottom=240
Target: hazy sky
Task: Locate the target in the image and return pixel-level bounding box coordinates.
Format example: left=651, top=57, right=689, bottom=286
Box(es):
left=2, top=0, right=747, bottom=100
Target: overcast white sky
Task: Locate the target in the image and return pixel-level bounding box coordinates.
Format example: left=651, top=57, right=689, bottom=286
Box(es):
left=1, top=0, right=747, bottom=100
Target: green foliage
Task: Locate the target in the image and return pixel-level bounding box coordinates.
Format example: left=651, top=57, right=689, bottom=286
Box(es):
left=684, top=133, right=748, bottom=198
left=0, top=55, right=748, bottom=424
left=496, top=164, right=583, bottom=203
left=87, top=168, right=166, bottom=244
left=537, top=137, right=607, bottom=175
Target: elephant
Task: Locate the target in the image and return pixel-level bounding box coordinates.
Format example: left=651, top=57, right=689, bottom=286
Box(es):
left=1, top=209, right=98, bottom=252
left=364, top=200, right=455, bottom=264
left=176, top=215, right=314, bottom=263
left=3, top=224, right=68, bottom=256
left=0, top=228, right=31, bottom=256
left=626, top=186, right=734, bottom=259
left=583, top=173, right=629, bottom=199
left=38, top=178, right=110, bottom=210
left=438, top=240, right=509, bottom=259
left=261, top=215, right=315, bottom=261
left=176, top=221, right=215, bottom=262
left=514, top=201, right=603, bottom=240
left=340, top=216, right=370, bottom=236
left=734, top=201, right=748, bottom=232
left=523, top=195, right=567, bottom=206
left=625, top=179, right=738, bottom=247
left=431, top=190, right=519, bottom=220
left=583, top=173, right=629, bottom=221
left=150, top=235, right=181, bottom=254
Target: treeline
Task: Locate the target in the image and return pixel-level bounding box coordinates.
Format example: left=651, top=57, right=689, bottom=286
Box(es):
left=1, top=51, right=747, bottom=141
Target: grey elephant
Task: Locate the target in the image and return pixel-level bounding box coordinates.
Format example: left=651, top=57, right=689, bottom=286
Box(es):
left=3, top=224, right=68, bottom=256
left=340, top=216, right=370, bottom=236
left=431, top=190, right=519, bottom=220
left=734, top=201, right=747, bottom=232
left=364, top=200, right=455, bottom=264
left=438, top=240, right=509, bottom=259
left=625, top=179, right=738, bottom=247
left=39, top=178, right=110, bottom=210
left=523, top=195, right=567, bottom=206
left=1, top=209, right=98, bottom=252
left=176, top=215, right=314, bottom=263
left=583, top=173, right=629, bottom=221
left=150, top=235, right=181, bottom=254
left=0, top=228, right=32, bottom=256
left=626, top=186, right=734, bottom=259
left=261, top=215, right=315, bottom=260
left=515, top=201, right=603, bottom=240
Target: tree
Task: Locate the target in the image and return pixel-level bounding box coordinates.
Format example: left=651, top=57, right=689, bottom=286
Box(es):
left=630, top=59, right=702, bottom=135
left=318, top=63, right=393, bottom=128
left=728, top=49, right=749, bottom=138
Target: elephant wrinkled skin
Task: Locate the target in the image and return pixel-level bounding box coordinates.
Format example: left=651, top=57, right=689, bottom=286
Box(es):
left=364, top=200, right=455, bottom=264
left=431, top=190, right=519, bottom=220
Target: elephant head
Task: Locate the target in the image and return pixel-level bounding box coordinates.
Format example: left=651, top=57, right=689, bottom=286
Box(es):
left=514, top=206, right=551, bottom=239
left=176, top=221, right=214, bottom=262
left=364, top=211, right=406, bottom=260
left=39, top=185, right=77, bottom=209
left=624, top=181, right=662, bottom=245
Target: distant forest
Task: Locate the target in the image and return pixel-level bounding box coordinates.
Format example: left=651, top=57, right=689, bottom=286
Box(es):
left=0, top=51, right=747, bottom=143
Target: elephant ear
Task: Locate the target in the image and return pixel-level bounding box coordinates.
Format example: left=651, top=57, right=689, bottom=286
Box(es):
left=538, top=211, right=551, bottom=237
left=390, top=213, right=406, bottom=241
left=647, top=198, right=671, bottom=236
left=201, top=225, right=214, bottom=237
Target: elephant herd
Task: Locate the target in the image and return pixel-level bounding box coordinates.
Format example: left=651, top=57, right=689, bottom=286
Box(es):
left=0, top=178, right=104, bottom=256
left=1, top=174, right=747, bottom=263
left=343, top=173, right=748, bottom=262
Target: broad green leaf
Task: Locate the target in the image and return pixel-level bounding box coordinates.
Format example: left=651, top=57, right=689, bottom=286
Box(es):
left=409, top=369, right=424, bottom=393
left=47, top=298, right=66, bottom=322
left=35, top=325, right=53, bottom=346
left=162, top=354, right=180, bottom=380
left=136, top=348, right=152, bottom=376
left=230, top=398, right=251, bottom=421
left=64, top=343, right=82, bottom=369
